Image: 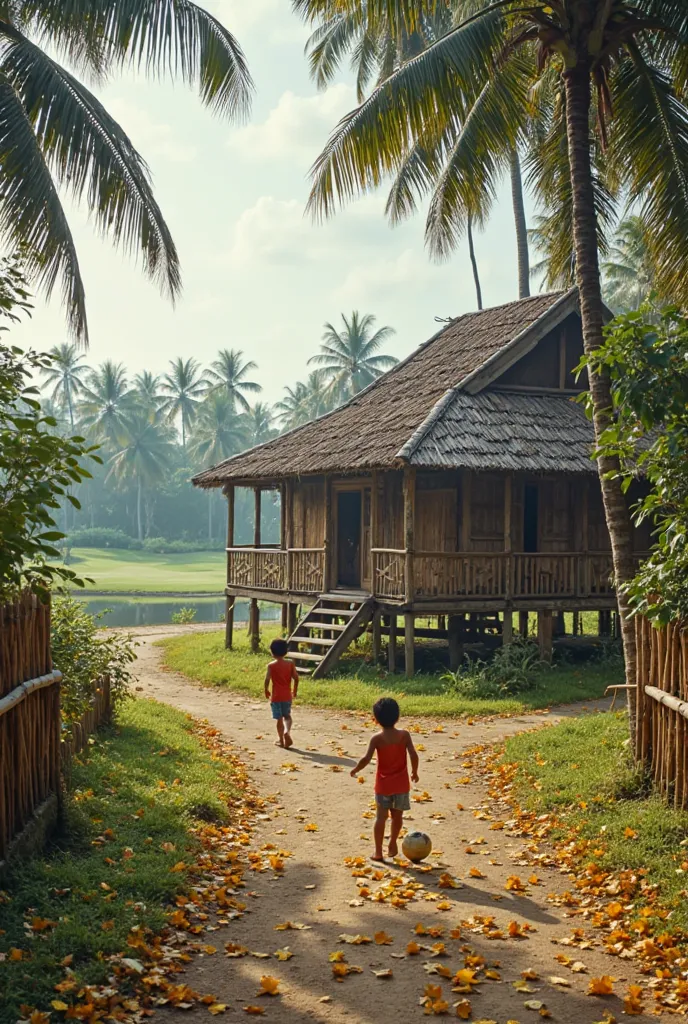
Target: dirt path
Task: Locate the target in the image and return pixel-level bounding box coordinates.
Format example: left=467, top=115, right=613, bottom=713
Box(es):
left=132, top=628, right=646, bottom=1023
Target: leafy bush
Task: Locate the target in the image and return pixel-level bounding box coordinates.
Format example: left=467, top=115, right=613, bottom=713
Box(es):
left=141, top=537, right=217, bottom=554
left=171, top=606, right=197, bottom=624
left=64, top=528, right=141, bottom=550
left=442, top=638, right=546, bottom=700
left=0, top=331, right=100, bottom=598
left=51, top=597, right=137, bottom=722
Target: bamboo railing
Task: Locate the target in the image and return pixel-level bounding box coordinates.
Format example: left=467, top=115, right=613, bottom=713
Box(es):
left=0, top=592, right=61, bottom=862
left=636, top=616, right=688, bottom=809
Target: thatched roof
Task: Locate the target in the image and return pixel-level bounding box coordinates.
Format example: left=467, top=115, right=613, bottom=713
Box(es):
left=400, top=390, right=596, bottom=474
left=193, top=289, right=579, bottom=487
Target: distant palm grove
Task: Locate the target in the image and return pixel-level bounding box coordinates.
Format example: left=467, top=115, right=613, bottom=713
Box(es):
left=42, top=312, right=397, bottom=546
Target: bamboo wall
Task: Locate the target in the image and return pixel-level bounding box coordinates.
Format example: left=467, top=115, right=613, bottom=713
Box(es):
left=0, top=593, right=60, bottom=862
left=636, top=617, right=688, bottom=809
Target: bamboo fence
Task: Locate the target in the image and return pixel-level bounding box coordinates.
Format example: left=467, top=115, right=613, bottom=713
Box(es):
left=0, top=592, right=61, bottom=861
left=636, top=616, right=688, bottom=809
left=0, top=592, right=113, bottom=861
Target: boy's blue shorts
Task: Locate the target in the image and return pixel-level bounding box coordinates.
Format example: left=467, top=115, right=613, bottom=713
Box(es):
left=271, top=701, right=292, bottom=720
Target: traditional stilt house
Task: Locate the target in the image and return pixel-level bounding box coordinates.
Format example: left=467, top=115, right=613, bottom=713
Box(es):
left=193, top=289, right=649, bottom=677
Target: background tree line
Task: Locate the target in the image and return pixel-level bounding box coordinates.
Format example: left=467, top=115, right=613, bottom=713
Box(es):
left=40, top=311, right=398, bottom=547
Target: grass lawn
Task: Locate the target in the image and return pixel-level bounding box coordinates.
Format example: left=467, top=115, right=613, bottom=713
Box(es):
left=0, top=700, right=238, bottom=1024
left=62, top=547, right=226, bottom=593
left=159, top=626, right=621, bottom=718
left=504, top=713, right=688, bottom=932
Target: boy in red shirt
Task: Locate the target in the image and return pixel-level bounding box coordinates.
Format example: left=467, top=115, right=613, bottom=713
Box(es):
left=264, top=638, right=299, bottom=748
left=350, top=697, right=420, bottom=862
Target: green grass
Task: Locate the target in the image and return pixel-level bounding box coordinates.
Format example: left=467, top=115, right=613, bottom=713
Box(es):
left=0, top=700, right=238, bottom=1024
left=504, top=713, right=688, bottom=931
left=60, top=547, right=225, bottom=593
left=159, top=626, right=620, bottom=718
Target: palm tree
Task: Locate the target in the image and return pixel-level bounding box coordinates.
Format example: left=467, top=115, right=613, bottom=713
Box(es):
left=108, top=413, right=175, bottom=541
left=189, top=392, right=249, bottom=539
left=304, top=0, right=688, bottom=711
left=160, top=357, right=207, bottom=448
left=275, top=374, right=336, bottom=430
left=205, top=349, right=262, bottom=412
left=0, top=3, right=252, bottom=342
left=133, top=371, right=164, bottom=417
left=40, top=343, right=89, bottom=428
left=299, top=0, right=529, bottom=300
left=246, top=402, right=277, bottom=446
left=79, top=361, right=135, bottom=447
left=309, top=311, right=397, bottom=399
left=602, top=217, right=657, bottom=314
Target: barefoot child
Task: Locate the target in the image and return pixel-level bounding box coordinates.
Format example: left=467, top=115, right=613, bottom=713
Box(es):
left=264, top=638, right=299, bottom=748
left=350, top=697, right=419, bottom=862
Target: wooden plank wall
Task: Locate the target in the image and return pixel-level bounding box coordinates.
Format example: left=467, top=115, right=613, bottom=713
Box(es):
left=292, top=477, right=326, bottom=549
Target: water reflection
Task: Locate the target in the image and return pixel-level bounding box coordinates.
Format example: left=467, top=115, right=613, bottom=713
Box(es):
left=75, top=597, right=281, bottom=629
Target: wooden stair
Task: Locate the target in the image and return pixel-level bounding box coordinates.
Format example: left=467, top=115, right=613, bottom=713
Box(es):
left=288, top=593, right=375, bottom=680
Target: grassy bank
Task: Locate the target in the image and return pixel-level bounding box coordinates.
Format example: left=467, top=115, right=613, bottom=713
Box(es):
left=504, top=713, right=688, bottom=931
left=0, top=700, right=238, bottom=1024
left=159, top=626, right=619, bottom=718
left=61, top=548, right=225, bottom=593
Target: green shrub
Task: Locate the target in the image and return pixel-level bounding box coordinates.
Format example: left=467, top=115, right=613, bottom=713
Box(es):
left=141, top=537, right=217, bottom=554
left=64, top=528, right=141, bottom=550
left=51, top=597, right=137, bottom=722
left=442, top=638, right=546, bottom=700
left=171, top=606, right=197, bottom=624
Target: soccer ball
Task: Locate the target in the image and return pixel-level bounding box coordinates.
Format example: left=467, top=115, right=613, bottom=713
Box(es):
left=402, top=830, right=432, bottom=863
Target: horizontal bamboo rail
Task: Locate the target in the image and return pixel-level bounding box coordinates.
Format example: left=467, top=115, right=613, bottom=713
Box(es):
left=636, top=616, right=688, bottom=809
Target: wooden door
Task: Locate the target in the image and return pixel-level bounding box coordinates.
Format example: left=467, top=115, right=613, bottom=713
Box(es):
left=336, top=490, right=362, bottom=588
left=416, top=489, right=458, bottom=551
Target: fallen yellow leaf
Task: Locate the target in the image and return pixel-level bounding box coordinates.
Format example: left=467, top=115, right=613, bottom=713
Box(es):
left=259, top=976, right=280, bottom=996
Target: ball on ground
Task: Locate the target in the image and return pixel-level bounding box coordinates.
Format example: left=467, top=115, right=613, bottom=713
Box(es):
left=402, top=830, right=432, bottom=863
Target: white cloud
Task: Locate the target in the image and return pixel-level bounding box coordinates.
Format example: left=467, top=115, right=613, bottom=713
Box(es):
left=108, top=99, right=197, bottom=164
left=203, top=0, right=307, bottom=43
left=227, top=85, right=356, bottom=164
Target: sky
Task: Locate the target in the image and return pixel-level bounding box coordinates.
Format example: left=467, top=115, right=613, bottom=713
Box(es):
left=15, top=0, right=538, bottom=405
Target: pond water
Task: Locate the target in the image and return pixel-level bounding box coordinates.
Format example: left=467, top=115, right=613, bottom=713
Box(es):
left=75, top=597, right=281, bottom=629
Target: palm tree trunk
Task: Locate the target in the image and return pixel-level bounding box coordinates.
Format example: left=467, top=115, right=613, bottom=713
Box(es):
left=510, top=148, right=530, bottom=299
left=208, top=492, right=213, bottom=542
left=563, top=63, right=637, bottom=729
left=137, top=477, right=143, bottom=542
left=467, top=215, right=483, bottom=310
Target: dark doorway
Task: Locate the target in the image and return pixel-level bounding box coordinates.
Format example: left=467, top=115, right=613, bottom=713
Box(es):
left=523, top=484, right=539, bottom=553
left=337, top=491, right=362, bottom=588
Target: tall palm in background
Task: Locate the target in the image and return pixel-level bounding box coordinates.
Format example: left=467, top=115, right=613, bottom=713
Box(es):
left=303, top=0, right=688, bottom=708
left=133, top=371, right=164, bottom=416
left=298, top=0, right=531, bottom=301
left=246, top=402, right=278, bottom=446
left=0, top=1, right=252, bottom=341
left=189, top=392, right=249, bottom=538
left=40, top=343, right=89, bottom=428
left=160, top=358, right=207, bottom=448
left=602, top=217, right=657, bottom=314
left=80, top=361, right=135, bottom=447
left=275, top=373, right=336, bottom=429
left=309, top=311, right=397, bottom=400
left=108, top=413, right=176, bottom=541
left=205, top=349, right=262, bottom=412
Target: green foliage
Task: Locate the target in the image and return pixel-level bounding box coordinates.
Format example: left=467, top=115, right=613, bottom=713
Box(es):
left=64, top=527, right=142, bottom=550
left=442, top=638, right=546, bottom=699
left=585, top=306, right=688, bottom=622
left=0, top=699, right=237, bottom=1024
left=0, top=2, right=252, bottom=341
left=171, top=606, right=198, bottom=624
left=51, top=597, right=137, bottom=722
left=0, top=336, right=100, bottom=600
left=308, top=310, right=398, bottom=400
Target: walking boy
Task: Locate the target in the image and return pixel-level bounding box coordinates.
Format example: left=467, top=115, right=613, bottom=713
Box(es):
left=350, top=697, right=419, bottom=862
left=264, top=638, right=299, bottom=748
